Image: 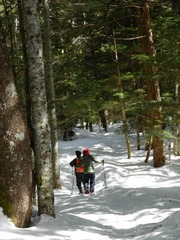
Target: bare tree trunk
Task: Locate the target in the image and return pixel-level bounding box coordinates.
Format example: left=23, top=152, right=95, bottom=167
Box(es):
left=173, top=82, right=180, bottom=155
left=23, top=0, right=55, bottom=217
left=145, top=136, right=153, bottom=163
left=42, top=0, right=61, bottom=189
left=98, top=109, right=108, bottom=132
left=0, top=18, right=32, bottom=228
left=113, top=29, right=131, bottom=159
left=173, top=124, right=180, bottom=155
left=136, top=129, right=140, bottom=150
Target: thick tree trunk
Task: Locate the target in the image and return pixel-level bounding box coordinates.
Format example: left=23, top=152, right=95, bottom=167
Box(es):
left=153, top=137, right=166, bottom=167
left=0, top=18, right=32, bottom=228
left=137, top=4, right=165, bottom=167
left=18, top=0, right=36, bottom=203
left=23, top=0, right=55, bottom=216
left=143, top=3, right=165, bottom=167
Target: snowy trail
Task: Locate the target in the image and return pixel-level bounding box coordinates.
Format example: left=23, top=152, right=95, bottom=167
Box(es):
left=56, top=127, right=180, bottom=240
left=1, top=125, right=180, bottom=239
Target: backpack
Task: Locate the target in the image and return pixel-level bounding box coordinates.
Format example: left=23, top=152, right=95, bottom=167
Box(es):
left=70, top=158, right=84, bottom=173
left=75, top=158, right=84, bottom=173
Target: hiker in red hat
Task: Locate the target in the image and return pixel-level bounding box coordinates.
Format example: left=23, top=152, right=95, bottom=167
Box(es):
left=82, top=148, right=102, bottom=194
left=70, top=150, right=84, bottom=194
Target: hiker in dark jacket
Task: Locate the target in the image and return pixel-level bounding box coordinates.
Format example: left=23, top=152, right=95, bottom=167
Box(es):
left=82, top=148, right=101, bottom=194
left=70, top=150, right=84, bottom=194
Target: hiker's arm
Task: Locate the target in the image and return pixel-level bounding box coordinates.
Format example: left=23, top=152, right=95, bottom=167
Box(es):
left=91, top=155, right=102, bottom=163
left=70, top=159, right=75, bottom=167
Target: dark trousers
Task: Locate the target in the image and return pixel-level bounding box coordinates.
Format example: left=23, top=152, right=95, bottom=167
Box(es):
left=84, top=172, right=95, bottom=193
left=75, top=172, right=84, bottom=193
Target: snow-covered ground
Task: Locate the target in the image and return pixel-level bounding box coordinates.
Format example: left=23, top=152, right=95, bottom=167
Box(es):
left=1, top=124, right=180, bottom=240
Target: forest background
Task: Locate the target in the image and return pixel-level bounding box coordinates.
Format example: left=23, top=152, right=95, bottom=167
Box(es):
left=0, top=0, right=179, bottom=229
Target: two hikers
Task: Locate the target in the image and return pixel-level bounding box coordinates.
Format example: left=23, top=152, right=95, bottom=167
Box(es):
left=70, top=148, right=102, bottom=194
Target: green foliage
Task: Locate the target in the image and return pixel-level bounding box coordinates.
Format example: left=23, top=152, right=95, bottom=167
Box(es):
left=145, top=128, right=174, bottom=141
left=1, top=0, right=179, bottom=136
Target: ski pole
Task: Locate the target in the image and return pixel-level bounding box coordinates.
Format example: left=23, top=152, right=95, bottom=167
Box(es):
left=71, top=167, right=75, bottom=195
left=102, top=159, right=107, bottom=188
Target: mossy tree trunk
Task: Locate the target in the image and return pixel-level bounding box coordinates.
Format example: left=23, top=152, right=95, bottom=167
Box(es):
left=0, top=18, right=33, bottom=228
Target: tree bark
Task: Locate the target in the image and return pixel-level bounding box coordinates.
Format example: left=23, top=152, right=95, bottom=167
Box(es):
left=0, top=18, right=32, bottom=228
left=42, top=0, right=61, bottom=189
left=112, top=29, right=131, bottom=159
left=173, top=82, right=180, bottom=155
left=23, top=0, right=55, bottom=216
left=17, top=0, right=37, bottom=203
left=137, top=3, right=165, bottom=167
left=98, top=109, right=108, bottom=132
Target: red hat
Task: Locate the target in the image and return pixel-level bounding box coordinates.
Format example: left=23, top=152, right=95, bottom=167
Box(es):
left=83, top=148, right=90, bottom=155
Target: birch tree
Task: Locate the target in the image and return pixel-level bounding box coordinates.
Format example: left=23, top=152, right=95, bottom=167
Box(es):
left=23, top=0, right=55, bottom=216
left=0, top=18, right=32, bottom=228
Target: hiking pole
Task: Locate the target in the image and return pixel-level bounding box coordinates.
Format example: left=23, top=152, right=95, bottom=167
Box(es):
left=102, top=159, right=107, bottom=188
left=71, top=167, right=75, bottom=195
